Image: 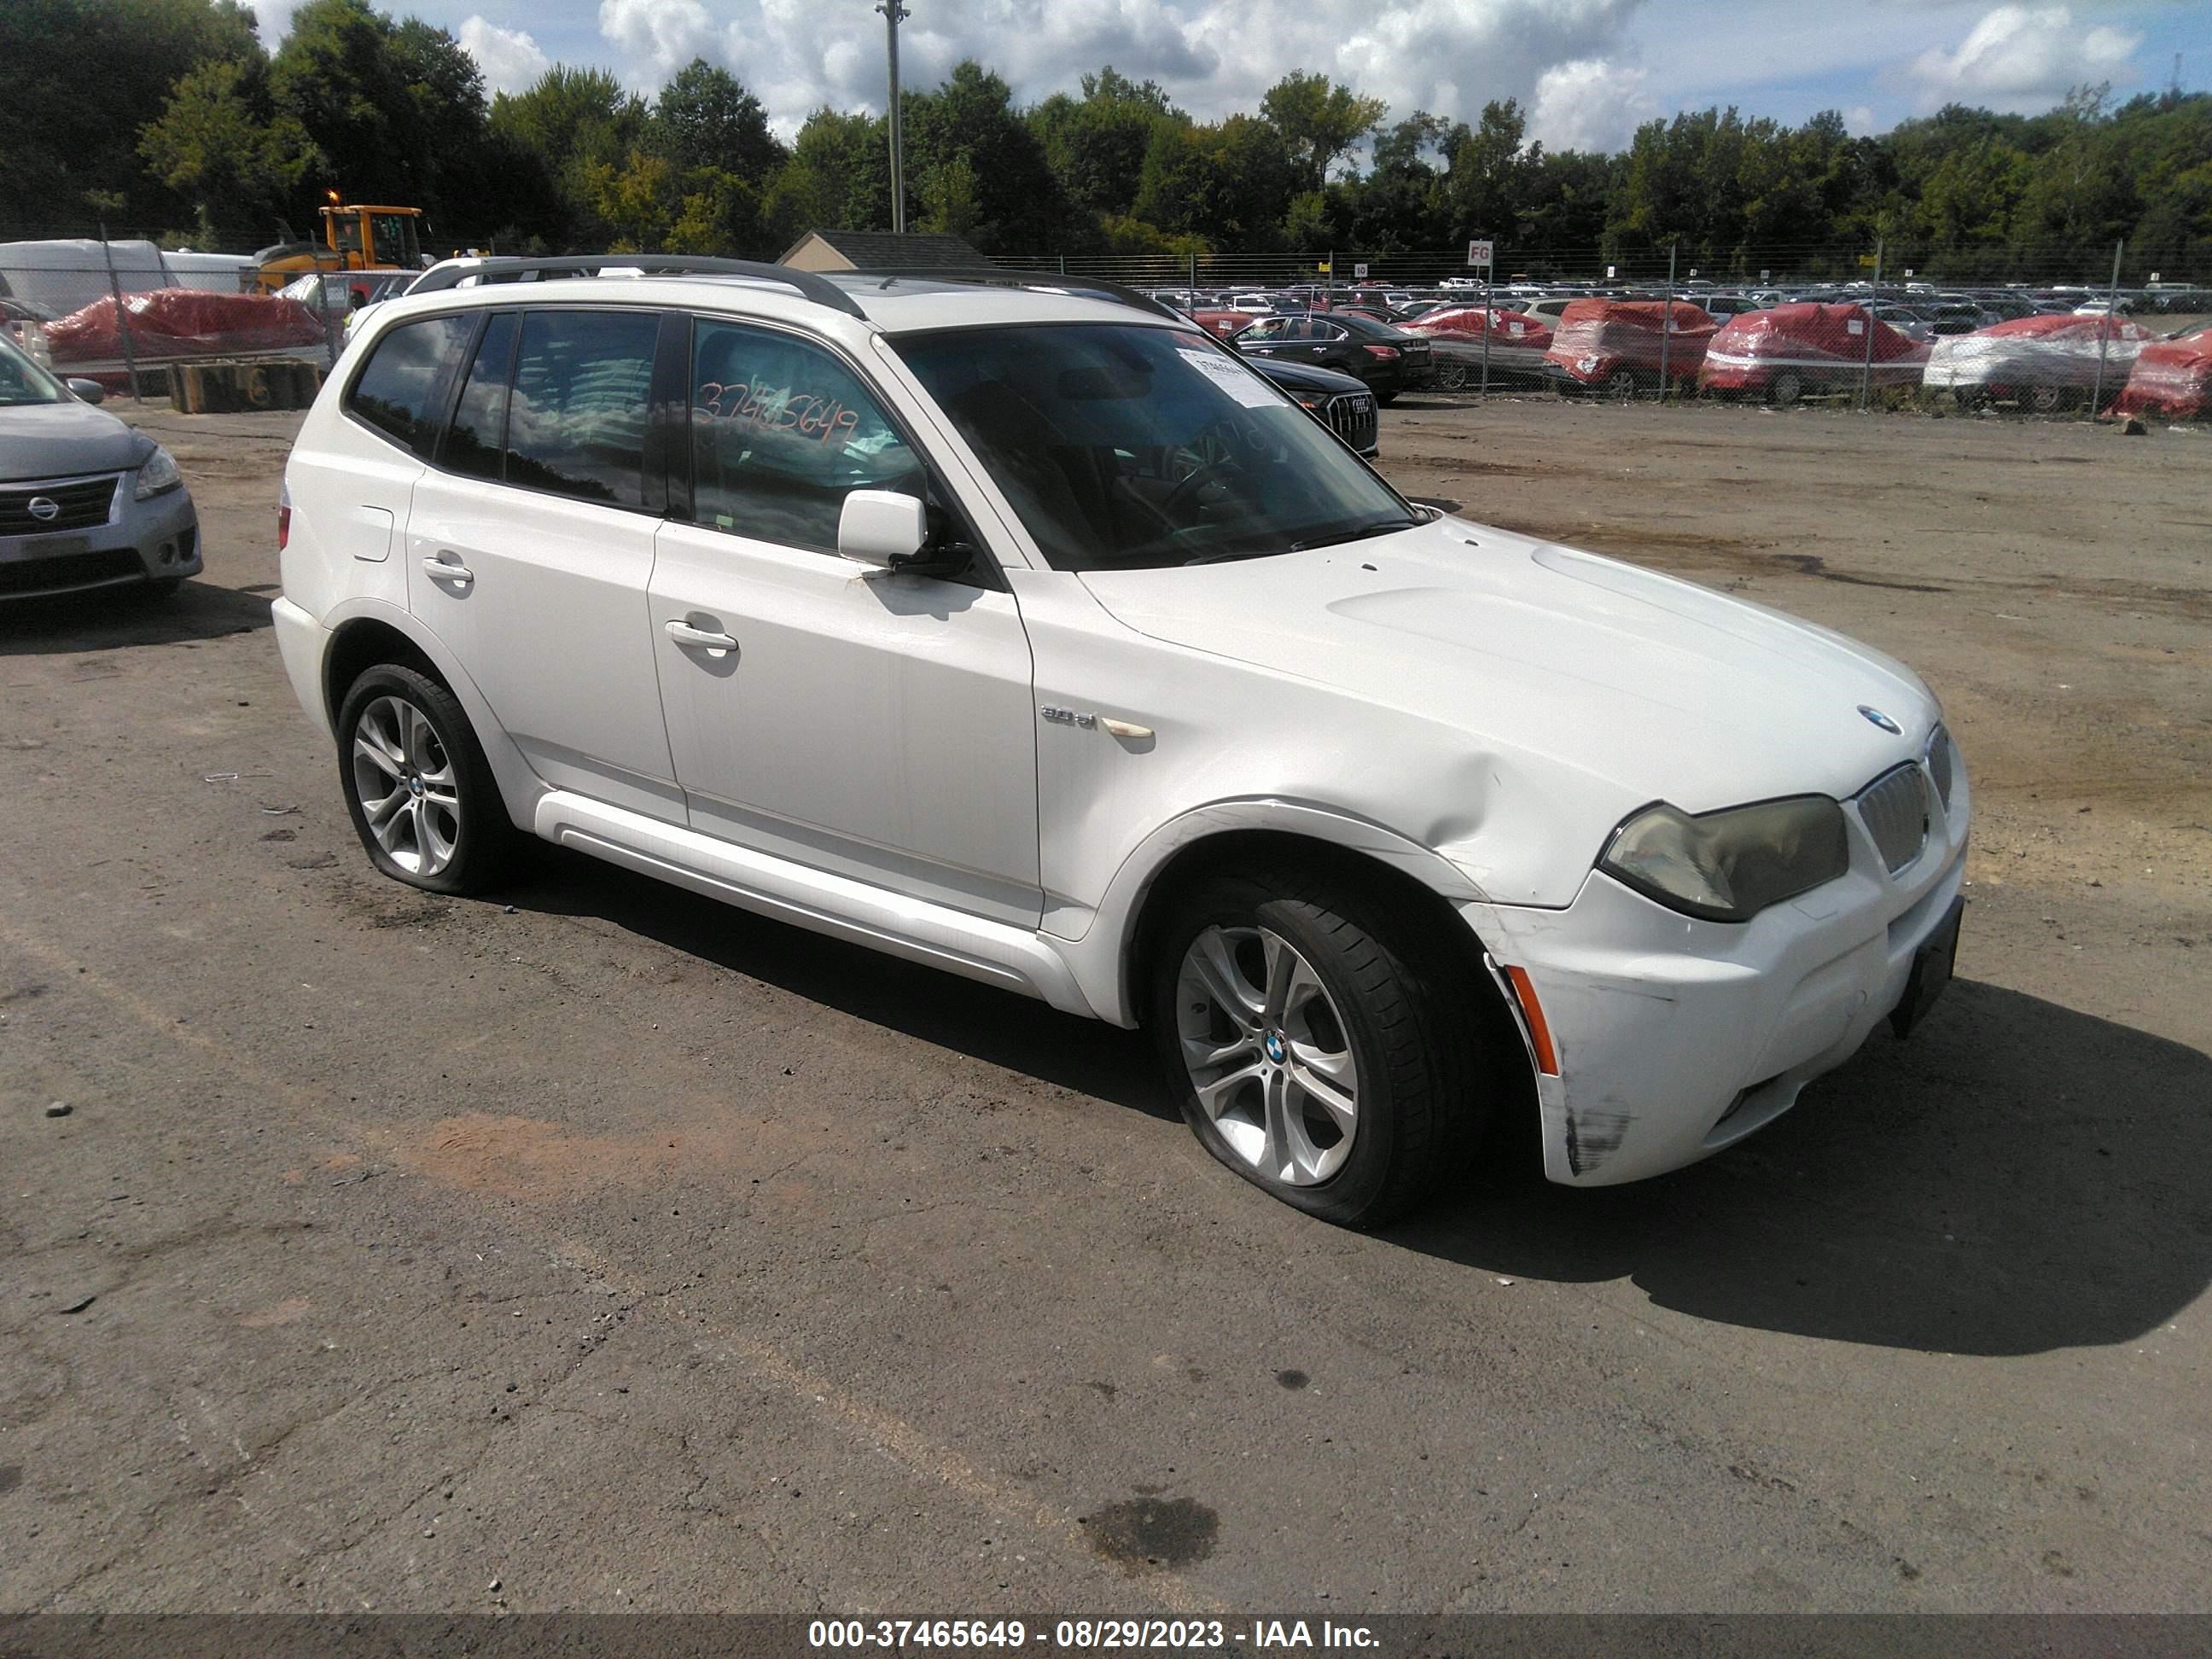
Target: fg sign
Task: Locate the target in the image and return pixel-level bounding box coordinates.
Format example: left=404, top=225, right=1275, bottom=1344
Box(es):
left=1466, top=240, right=1493, bottom=267
left=1353, top=262, right=1368, bottom=278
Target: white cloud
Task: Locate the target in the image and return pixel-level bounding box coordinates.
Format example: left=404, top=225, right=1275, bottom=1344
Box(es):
left=1906, top=4, right=2139, bottom=113
left=687, top=0, right=1647, bottom=135
left=1529, top=56, right=1657, bottom=153
left=249, top=0, right=306, bottom=42
left=599, top=0, right=717, bottom=84
left=460, top=16, right=552, bottom=96
left=1844, top=104, right=1877, bottom=137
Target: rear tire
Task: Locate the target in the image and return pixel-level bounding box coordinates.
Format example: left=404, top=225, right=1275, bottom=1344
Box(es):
left=1148, top=864, right=1484, bottom=1227
left=1603, top=368, right=1639, bottom=400
left=335, top=664, right=517, bottom=897
left=1768, top=370, right=1803, bottom=406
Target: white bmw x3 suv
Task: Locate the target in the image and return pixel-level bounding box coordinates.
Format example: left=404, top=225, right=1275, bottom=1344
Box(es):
left=275, top=256, right=1968, bottom=1226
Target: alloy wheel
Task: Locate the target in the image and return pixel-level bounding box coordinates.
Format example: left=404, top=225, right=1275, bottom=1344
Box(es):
left=350, top=694, right=462, bottom=877
left=1175, top=924, right=1359, bottom=1185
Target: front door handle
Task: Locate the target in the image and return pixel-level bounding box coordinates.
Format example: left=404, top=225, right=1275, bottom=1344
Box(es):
left=422, top=556, right=474, bottom=585
left=665, top=620, right=738, bottom=654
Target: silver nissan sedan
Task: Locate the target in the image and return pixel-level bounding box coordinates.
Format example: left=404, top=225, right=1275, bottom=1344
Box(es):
left=0, top=335, right=201, bottom=601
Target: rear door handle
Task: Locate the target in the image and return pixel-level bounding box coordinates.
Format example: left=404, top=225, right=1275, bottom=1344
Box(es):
left=422, top=556, right=474, bottom=585
left=665, top=620, right=738, bottom=654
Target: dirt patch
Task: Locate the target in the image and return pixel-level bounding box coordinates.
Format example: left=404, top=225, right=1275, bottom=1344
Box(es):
left=388, top=1110, right=804, bottom=1202
left=236, top=1296, right=312, bottom=1329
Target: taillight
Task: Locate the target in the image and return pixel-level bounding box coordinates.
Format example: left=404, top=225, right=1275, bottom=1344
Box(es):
left=1364, top=344, right=1400, bottom=360
left=277, top=481, right=291, bottom=550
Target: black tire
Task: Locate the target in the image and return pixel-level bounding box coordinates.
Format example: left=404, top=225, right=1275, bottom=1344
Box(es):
left=1768, top=370, right=1803, bottom=407
left=1603, top=368, right=1639, bottom=400
left=1148, top=864, right=1484, bottom=1227
left=335, top=663, right=517, bottom=897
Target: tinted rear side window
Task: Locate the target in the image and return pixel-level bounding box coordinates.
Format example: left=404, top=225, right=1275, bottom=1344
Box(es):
left=348, top=314, right=472, bottom=453
left=504, top=311, right=659, bottom=509
left=441, top=311, right=517, bottom=482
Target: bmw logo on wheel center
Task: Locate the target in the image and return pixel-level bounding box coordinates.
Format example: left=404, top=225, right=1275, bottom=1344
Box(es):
left=1858, top=705, right=1902, bottom=734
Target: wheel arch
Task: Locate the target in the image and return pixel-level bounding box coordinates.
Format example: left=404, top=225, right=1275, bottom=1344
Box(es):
left=1078, top=800, right=1490, bottom=1023
left=318, top=599, right=543, bottom=831
left=1108, top=814, right=1542, bottom=1172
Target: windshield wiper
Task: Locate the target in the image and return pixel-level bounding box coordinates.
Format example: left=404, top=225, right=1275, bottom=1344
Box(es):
left=1289, top=516, right=1420, bottom=553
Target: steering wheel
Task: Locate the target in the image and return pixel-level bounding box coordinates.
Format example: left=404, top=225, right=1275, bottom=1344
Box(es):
left=1161, top=422, right=1245, bottom=515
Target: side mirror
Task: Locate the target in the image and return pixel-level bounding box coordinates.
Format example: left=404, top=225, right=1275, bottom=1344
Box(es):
left=837, top=489, right=928, bottom=568
left=66, top=378, right=106, bottom=405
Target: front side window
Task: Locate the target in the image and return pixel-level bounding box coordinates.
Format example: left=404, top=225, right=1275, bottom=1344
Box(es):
left=504, top=310, right=659, bottom=509
left=347, top=313, right=472, bottom=453
left=690, top=319, right=923, bottom=554
left=894, top=323, right=1417, bottom=573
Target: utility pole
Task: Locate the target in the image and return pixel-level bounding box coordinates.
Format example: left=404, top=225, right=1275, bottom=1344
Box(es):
left=878, top=0, right=910, bottom=234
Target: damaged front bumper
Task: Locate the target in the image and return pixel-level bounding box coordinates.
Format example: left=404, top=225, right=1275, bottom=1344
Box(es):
left=1465, top=771, right=1970, bottom=1187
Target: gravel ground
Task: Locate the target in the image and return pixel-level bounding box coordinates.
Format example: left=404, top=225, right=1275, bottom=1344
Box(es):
left=0, top=395, right=2206, bottom=1615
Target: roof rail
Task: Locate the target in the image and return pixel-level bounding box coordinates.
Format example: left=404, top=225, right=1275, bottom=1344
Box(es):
left=847, top=265, right=1189, bottom=323
left=405, top=254, right=868, bottom=319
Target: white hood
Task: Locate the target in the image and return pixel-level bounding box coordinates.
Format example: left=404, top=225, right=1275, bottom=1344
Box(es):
left=1080, top=515, right=1937, bottom=821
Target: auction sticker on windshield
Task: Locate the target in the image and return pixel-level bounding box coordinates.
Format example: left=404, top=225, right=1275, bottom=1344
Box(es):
left=1177, top=346, right=1278, bottom=408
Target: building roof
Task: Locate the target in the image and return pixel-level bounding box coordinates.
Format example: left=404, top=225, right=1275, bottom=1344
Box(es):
left=779, top=229, right=989, bottom=272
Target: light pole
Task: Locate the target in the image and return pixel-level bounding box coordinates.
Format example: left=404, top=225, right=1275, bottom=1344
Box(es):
left=878, top=0, right=910, bottom=233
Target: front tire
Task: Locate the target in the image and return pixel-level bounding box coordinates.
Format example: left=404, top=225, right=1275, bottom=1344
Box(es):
left=336, top=664, right=516, bottom=896
left=1149, top=866, right=1481, bottom=1226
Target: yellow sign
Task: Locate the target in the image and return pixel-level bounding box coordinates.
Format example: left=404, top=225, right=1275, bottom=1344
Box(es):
left=1858, top=253, right=1878, bottom=267
left=1316, top=261, right=1332, bottom=272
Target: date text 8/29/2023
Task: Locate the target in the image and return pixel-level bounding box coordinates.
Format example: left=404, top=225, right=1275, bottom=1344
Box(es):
left=806, top=1620, right=1381, bottom=1650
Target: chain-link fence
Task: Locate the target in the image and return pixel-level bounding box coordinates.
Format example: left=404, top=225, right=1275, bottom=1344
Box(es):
left=0, top=230, right=350, bottom=403
left=1017, top=242, right=2212, bottom=422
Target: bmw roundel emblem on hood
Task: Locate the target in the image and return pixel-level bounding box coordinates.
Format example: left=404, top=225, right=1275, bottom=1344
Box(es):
left=1858, top=705, right=1901, bottom=735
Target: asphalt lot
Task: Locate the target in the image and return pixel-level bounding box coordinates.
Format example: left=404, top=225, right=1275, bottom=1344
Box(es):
left=2, top=396, right=2207, bottom=1615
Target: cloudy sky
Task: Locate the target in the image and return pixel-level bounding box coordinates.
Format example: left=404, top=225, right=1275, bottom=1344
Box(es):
left=253, top=0, right=2202, bottom=154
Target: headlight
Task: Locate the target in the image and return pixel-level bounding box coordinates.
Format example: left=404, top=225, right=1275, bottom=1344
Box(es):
left=1599, top=795, right=1849, bottom=923
left=133, top=445, right=182, bottom=499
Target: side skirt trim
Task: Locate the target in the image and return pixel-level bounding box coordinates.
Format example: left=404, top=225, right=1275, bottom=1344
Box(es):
left=533, top=790, right=1098, bottom=1017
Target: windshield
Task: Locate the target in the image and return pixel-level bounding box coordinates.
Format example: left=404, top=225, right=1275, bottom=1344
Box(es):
left=0, top=334, right=64, bottom=406
left=894, top=323, right=1415, bottom=573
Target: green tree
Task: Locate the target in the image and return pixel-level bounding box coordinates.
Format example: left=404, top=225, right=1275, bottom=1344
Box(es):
left=1260, top=71, right=1385, bottom=194
left=1134, top=115, right=1296, bottom=246
left=139, top=55, right=323, bottom=244
left=1029, top=65, right=1186, bottom=220
left=0, top=0, right=260, bottom=234
left=902, top=61, right=1074, bottom=253
left=762, top=108, right=889, bottom=247
left=490, top=65, right=648, bottom=245
left=583, top=148, right=676, bottom=250
left=264, top=0, right=479, bottom=222
left=1446, top=100, right=1534, bottom=244
left=652, top=59, right=787, bottom=183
